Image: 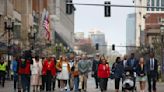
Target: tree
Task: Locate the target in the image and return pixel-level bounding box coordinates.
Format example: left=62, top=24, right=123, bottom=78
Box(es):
left=78, top=44, right=96, bottom=54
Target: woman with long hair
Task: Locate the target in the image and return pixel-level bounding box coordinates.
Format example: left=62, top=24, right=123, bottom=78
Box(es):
left=112, top=57, right=124, bottom=92
left=31, top=56, right=42, bottom=92
left=56, top=54, right=71, bottom=91
left=136, top=57, right=147, bottom=92
left=97, top=56, right=110, bottom=92
left=42, top=57, right=56, bottom=91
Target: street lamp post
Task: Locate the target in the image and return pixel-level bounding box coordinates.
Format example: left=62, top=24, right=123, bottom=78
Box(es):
left=160, top=25, right=164, bottom=81
left=4, top=17, right=14, bottom=64
left=28, top=26, right=37, bottom=51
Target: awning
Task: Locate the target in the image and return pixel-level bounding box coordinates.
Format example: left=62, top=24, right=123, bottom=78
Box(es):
left=0, top=42, right=7, bottom=54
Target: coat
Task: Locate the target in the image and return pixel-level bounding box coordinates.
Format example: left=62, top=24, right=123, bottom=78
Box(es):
left=146, top=58, right=158, bottom=78
left=97, top=63, right=110, bottom=78
left=56, top=61, right=71, bottom=73
left=92, top=59, right=100, bottom=75
left=136, top=64, right=147, bottom=77
left=18, top=59, right=31, bottom=75
left=112, top=62, right=124, bottom=78
left=42, top=59, right=56, bottom=76
left=127, top=58, right=139, bottom=72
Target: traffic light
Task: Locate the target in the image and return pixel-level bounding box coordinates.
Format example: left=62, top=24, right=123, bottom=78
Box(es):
left=104, top=1, right=111, bottom=17
left=66, top=0, right=73, bottom=14
left=96, top=43, right=99, bottom=50
left=112, top=44, right=115, bottom=50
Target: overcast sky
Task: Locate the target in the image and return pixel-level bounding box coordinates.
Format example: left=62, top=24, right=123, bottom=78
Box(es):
left=73, top=0, right=135, bottom=54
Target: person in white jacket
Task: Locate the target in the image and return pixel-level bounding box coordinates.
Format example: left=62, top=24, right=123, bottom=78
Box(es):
left=31, top=56, right=43, bottom=92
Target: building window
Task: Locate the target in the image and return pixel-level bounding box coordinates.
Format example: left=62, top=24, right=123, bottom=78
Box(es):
left=147, top=0, right=151, bottom=11
left=161, top=0, right=164, bottom=11
left=151, top=0, right=155, bottom=11
left=156, top=0, right=160, bottom=11
left=147, top=0, right=164, bottom=11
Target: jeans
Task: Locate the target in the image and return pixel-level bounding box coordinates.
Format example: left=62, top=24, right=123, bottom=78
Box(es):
left=21, top=74, right=30, bottom=92
left=13, top=72, right=18, bottom=90
left=74, top=76, right=79, bottom=92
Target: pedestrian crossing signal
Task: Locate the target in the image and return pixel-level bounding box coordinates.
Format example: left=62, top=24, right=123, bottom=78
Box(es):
left=104, top=1, right=111, bottom=17
left=112, top=44, right=115, bottom=50
left=96, top=43, right=99, bottom=50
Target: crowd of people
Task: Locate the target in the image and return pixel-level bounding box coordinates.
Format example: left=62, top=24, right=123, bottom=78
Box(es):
left=92, top=52, right=158, bottom=92
left=0, top=51, right=159, bottom=92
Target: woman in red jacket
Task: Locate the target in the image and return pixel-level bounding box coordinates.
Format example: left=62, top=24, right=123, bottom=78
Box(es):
left=42, top=57, right=56, bottom=91
left=97, top=56, right=110, bottom=92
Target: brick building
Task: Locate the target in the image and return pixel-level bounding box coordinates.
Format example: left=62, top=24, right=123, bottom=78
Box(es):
left=145, top=13, right=164, bottom=46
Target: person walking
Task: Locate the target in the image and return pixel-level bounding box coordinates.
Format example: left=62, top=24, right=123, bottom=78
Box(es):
left=41, top=57, right=46, bottom=91
left=69, top=52, right=75, bottom=91
left=136, top=57, right=147, bottom=92
left=92, top=53, right=100, bottom=89
left=51, top=55, right=57, bottom=91
left=127, top=53, right=139, bottom=73
left=97, top=56, right=110, bottom=92
left=56, top=54, right=71, bottom=92
left=11, top=56, right=19, bottom=91
left=121, top=55, right=128, bottom=69
left=72, top=56, right=80, bottom=92
left=112, top=57, right=124, bottom=92
left=31, top=56, right=43, bottom=92
left=0, top=56, right=7, bottom=87
left=42, top=57, right=56, bottom=92
left=18, top=55, right=31, bottom=92
left=146, top=52, right=158, bottom=92
left=127, top=53, right=138, bottom=90
left=78, top=54, right=91, bottom=92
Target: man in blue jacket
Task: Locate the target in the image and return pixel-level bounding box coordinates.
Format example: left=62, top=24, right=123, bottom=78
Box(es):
left=127, top=53, right=139, bottom=90
left=12, top=56, right=19, bottom=91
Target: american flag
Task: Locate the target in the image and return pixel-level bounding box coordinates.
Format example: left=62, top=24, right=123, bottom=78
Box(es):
left=43, top=11, right=50, bottom=41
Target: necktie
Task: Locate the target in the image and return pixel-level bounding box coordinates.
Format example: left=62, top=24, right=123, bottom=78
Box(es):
left=150, top=59, right=154, bottom=70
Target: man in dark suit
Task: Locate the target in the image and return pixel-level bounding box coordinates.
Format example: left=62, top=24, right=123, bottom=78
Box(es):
left=127, top=53, right=138, bottom=90
left=146, top=52, right=158, bottom=92
left=127, top=53, right=138, bottom=72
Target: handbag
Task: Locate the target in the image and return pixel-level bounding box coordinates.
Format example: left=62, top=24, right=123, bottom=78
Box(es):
left=56, top=72, right=63, bottom=80
left=73, top=71, right=79, bottom=77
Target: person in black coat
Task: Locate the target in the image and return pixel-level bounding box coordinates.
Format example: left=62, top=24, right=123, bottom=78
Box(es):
left=136, top=57, right=147, bottom=92
left=146, top=52, right=158, bottom=92
left=92, top=53, right=100, bottom=89
left=112, top=57, right=124, bottom=92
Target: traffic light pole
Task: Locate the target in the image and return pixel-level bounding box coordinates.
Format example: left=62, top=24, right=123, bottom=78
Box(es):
left=67, top=2, right=164, bottom=9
